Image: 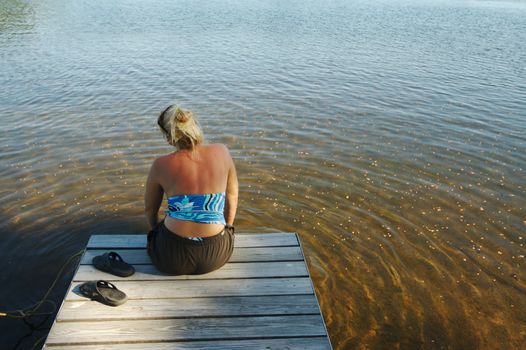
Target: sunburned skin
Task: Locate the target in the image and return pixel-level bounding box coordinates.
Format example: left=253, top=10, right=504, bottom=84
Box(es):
left=145, top=141, right=238, bottom=237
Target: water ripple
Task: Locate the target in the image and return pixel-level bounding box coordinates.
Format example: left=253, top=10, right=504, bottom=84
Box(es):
left=1, top=0, right=526, bottom=349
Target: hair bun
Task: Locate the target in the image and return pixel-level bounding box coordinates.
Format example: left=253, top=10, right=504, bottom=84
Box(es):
left=158, top=104, right=204, bottom=151
left=175, top=108, right=191, bottom=123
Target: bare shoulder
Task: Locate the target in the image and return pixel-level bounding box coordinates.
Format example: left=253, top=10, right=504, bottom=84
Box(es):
left=206, top=143, right=229, bottom=151
left=150, top=154, right=172, bottom=172
left=204, top=143, right=231, bottom=158
left=153, top=154, right=168, bottom=165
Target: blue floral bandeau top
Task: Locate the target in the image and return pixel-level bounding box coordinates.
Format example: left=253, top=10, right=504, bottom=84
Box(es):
left=166, top=192, right=226, bottom=225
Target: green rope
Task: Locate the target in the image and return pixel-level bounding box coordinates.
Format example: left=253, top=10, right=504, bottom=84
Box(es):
left=29, top=335, right=47, bottom=350
left=1, top=249, right=84, bottom=321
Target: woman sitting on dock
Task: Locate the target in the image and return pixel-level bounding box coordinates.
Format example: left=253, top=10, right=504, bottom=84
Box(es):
left=144, top=105, right=238, bottom=275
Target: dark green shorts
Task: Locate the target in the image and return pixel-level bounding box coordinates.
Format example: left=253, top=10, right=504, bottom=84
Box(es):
left=147, top=221, right=234, bottom=275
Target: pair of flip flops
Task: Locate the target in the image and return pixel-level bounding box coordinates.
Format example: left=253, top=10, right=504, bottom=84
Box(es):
left=79, top=252, right=135, bottom=306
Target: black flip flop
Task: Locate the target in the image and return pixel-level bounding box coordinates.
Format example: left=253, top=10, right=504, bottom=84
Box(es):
left=92, top=252, right=135, bottom=277
left=79, top=280, right=128, bottom=306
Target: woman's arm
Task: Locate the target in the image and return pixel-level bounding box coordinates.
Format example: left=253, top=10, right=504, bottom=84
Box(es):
left=224, top=152, right=238, bottom=226
left=144, top=159, right=164, bottom=230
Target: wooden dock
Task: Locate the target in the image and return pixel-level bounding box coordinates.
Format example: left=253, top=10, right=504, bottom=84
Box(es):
left=43, top=232, right=332, bottom=349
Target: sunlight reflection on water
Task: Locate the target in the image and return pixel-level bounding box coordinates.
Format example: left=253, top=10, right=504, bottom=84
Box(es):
left=1, top=0, right=526, bottom=349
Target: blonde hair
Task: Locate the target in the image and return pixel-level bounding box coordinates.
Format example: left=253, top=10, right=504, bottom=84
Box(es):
left=158, top=105, right=204, bottom=151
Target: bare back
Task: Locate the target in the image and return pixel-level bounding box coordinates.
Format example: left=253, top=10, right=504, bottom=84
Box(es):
left=157, top=144, right=230, bottom=196
left=144, top=143, right=238, bottom=237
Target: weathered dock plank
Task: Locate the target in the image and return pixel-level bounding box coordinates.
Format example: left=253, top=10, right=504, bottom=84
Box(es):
left=45, top=337, right=331, bottom=350
left=87, top=232, right=298, bottom=248
left=75, top=261, right=309, bottom=281
left=66, top=277, right=313, bottom=300
left=81, top=246, right=304, bottom=264
left=46, top=315, right=327, bottom=345
left=58, top=294, right=321, bottom=321
left=43, top=233, right=332, bottom=349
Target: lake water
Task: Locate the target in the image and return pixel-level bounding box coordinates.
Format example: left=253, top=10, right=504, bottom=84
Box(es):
left=1, top=0, right=525, bottom=348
